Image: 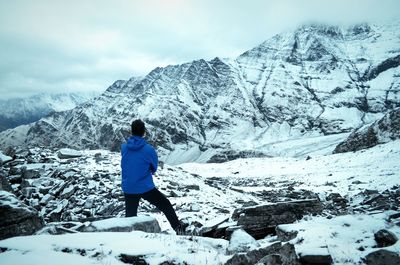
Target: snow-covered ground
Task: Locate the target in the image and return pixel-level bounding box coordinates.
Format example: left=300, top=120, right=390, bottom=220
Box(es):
left=0, top=140, right=399, bottom=264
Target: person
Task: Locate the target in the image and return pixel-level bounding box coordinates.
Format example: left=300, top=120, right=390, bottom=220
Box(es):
left=121, top=119, right=187, bottom=233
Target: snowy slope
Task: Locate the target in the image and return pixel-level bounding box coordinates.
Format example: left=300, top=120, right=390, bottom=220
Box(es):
left=1, top=22, right=400, bottom=163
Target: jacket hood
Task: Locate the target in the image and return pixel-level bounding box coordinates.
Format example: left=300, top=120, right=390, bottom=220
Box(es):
left=126, top=136, right=146, bottom=151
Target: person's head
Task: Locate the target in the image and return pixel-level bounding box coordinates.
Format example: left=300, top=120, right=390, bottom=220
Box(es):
left=131, top=119, right=146, bottom=137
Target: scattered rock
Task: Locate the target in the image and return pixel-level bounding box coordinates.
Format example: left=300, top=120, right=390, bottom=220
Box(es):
left=374, top=229, right=398, bottom=247
left=232, top=199, right=323, bottom=239
left=0, top=190, right=44, bottom=240
left=364, top=249, right=400, bottom=265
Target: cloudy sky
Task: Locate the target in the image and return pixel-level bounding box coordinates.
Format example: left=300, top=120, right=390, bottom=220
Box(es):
left=1, top=0, right=399, bottom=99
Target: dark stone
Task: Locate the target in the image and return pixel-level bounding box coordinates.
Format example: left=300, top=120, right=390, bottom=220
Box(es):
left=0, top=190, right=45, bottom=240
left=21, top=168, right=41, bottom=179
left=364, top=249, right=400, bottom=265
left=374, top=229, right=398, bottom=247
left=257, top=243, right=300, bottom=265
left=119, top=254, right=149, bottom=265
left=299, top=250, right=333, bottom=265
left=232, top=199, right=323, bottom=239
left=225, top=242, right=300, bottom=265
left=0, top=170, right=13, bottom=192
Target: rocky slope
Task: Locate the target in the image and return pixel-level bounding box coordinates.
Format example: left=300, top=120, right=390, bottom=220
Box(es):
left=334, top=107, right=400, bottom=153
left=1, top=22, right=400, bottom=163
left=0, top=140, right=399, bottom=264
left=0, top=92, right=96, bottom=132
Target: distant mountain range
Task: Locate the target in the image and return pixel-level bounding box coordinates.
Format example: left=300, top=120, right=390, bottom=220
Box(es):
left=1, top=21, right=399, bottom=164
left=0, top=92, right=97, bottom=132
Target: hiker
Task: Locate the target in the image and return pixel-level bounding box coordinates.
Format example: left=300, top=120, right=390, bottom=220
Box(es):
left=121, top=119, right=186, bottom=233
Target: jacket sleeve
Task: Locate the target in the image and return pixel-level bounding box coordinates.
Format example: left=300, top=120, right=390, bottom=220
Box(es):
left=149, top=146, right=158, bottom=173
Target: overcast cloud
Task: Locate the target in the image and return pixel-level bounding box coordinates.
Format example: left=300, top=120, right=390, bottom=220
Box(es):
left=1, top=0, right=399, bottom=99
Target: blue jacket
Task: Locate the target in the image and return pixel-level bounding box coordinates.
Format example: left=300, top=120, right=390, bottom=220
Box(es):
left=121, top=136, right=158, bottom=194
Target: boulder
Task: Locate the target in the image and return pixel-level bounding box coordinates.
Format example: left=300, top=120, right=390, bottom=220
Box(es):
left=299, top=247, right=333, bottom=265
left=364, top=249, right=400, bottom=265
left=232, top=199, right=323, bottom=239
left=21, top=168, right=41, bottom=179
left=227, top=229, right=260, bottom=254
left=0, top=169, right=13, bottom=192
left=0, top=151, right=12, bottom=165
left=374, top=229, right=398, bottom=247
left=0, top=190, right=44, bottom=240
left=225, top=242, right=300, bottom=265
left=256, top=243, right=300, bottom=265
left=79, top=215, right=161, bottom=233
left=57, top=148, right=82, bottom=159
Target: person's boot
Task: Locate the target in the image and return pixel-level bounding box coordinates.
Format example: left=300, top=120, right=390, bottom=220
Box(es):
left=174, top=221, right=190, bottom=235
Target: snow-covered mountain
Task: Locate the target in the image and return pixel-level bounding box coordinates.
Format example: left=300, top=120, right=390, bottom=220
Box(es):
left=0, top=92, right=97, bottom=132
left=1, top=22, right=400, bottom=164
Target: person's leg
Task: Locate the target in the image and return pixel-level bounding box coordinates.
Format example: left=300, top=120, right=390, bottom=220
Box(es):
left=142, top=188, right=181, bottom=229
left=124, top=193, right=141, bottom=217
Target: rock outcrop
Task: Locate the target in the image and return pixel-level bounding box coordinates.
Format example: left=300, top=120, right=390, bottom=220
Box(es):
left=231, top=199, right=323, bottom=239
left=0, top=190, right=44, bottom=240
left=334, top=108, right=400, bottom=153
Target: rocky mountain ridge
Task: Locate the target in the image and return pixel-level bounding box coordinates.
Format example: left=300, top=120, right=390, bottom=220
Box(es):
left=0, top=92, right=96, bottom=132
left=1, top=22, right=400, bottom=164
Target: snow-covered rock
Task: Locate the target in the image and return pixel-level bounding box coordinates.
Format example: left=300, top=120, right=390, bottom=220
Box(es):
left=57, top=148, right=82, bottom=159
left=227, top=229, right=260, bottom=254
left=0, top=151, right=12, bottom=165
left=0, top=190, right=44, bottom=240
left=79, top=216, right=161, bottom=233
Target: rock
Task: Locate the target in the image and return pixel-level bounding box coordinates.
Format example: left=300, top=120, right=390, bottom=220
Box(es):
left=21, top=168, right=41, bottom=179
left=21, top=187, right=37, bottom=198
left=96, top=201, right=124, bottom=216
left=374, top=229, right=398, bottom=247
left=256, top=243, right=300, bottom=265
left=49, top=180, right=67, bottom=196
left=0, top=190, right=44, bottom=240
left=60, top=184, right=77, bottom=199
left=0, top=170, right=13, bottom=192
left=48, top=199, right=69, bottom=222
left=79, top=216, right=161, bottom=233
left=0, top=151, right=12, bottom=165
left=225, top=242, right=282, bottom=265
left=232, top=199, right=323, bottom=239
left=326, top=193, right=348, bottom=206
left=225, top=242, right=300, bottom=265
left=40, top=194, right=55, bottom=205
left=364, top=249, right=400, bottom=265
left=298, top=247, right=333, bottom=265
left=57, top=148, right=82, bottom=159
left=201, top=216, right=230, bottom=238
left=276, top=225, right=298, bottom=241
left=227, top=229, right=260, bottom=254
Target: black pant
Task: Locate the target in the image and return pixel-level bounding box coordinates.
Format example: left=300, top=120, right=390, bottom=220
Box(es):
left=124, top=188, right=181, bottom=230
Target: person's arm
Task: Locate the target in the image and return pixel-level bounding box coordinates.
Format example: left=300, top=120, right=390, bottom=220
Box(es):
left=149, top=147, right=158, bottom=173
